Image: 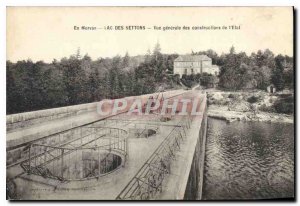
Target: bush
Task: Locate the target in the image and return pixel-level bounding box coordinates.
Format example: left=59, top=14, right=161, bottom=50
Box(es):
left=181, top=78, right=193, bottom=88
left=273, top=95, right=294, bottom=114
left=181, top=74, right=200, bottom=88
left=247, top=96, right=259, bottom=104
left=259, top=104, right=274, bottom=113
left=228, top=93, right=234, bottom=98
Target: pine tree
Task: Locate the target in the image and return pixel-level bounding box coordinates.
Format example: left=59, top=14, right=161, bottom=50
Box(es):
left=114, top=74, right=123, bottom=98
left=76, top=47, right=81, bottom=59
left=271, top=55, right=285, bottom=91
left=88, top=68, right=100, bottom=101
left=123, top=52, right=130, bottom=68
left=145, top=49, right=151, bottom=63
left=61, top=57, right=87, bottom=104
left=229, top=46, right=235, bottom=54
left=153, top=42, right=162, bottom=61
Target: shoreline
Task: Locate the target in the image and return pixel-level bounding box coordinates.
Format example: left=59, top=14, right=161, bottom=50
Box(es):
left=208, top=105, right=294, bottom=124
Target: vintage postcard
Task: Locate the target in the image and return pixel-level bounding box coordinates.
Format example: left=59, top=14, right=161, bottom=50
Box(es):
left=6, top=7, right=294, bottom=200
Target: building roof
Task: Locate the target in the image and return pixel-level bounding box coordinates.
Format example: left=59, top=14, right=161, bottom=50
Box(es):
left=174, top=55, right=211, bottom=62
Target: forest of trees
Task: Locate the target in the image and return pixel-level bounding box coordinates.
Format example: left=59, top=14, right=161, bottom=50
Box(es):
left=7, top=44, right=179, bottom=114
left=192, top=47, right=293, bottom=91
left=6, top=44, right=293, bottom=114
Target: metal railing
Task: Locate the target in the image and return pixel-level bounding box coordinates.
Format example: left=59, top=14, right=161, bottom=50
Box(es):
left=20, top=127, right=128, bottom=181
left=116, top=116, right=192, bottom=200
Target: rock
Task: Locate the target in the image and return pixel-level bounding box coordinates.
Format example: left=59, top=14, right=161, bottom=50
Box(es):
left=207, top=91, right=293, bottom=124
left=228, top=100, right=251, bottom=112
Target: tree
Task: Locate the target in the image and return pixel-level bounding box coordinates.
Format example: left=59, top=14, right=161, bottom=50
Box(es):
left=103, top=72, right=112, bottom=99
left=151, top=42, right=165, bottom=82
left=123, top=52, right=130, bottom=68
left=88, top=67, right=101, bottom=101
left=256, top=65, right=272, bottom=90
left=283, top=68, right=294, bottom=89
left=81, top=54, right=92, bottom=74
left=6, top=61, right=18, bottom=114
left=166, top=54, right=179, bottom=74
left=271, top=55, right=285, bottom=91
left=41, top=67, right=66, bottom=108
left=219, top=48, right=245, bottom=90
left=229, top=46, right=235, bottom=54
left=113, top=74, right=123, bottom=98
left=153, top=42, right=162, bottom=61
left=76, top=47, right=81, bottom=59
left=61, top=56, right=87, bottom=104
left=6, top=42, right=294, bottom=115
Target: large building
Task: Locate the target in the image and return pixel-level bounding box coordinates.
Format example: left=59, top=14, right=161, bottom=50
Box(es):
left=173, top=55, right=219, bottom=77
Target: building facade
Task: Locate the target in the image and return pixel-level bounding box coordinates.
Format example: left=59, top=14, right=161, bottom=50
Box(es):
left=173, top=55, right=219, bottom=77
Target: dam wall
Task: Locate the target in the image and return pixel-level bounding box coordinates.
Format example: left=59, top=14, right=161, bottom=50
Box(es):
left=7, top=90, right=208, bottom=200
left=7, top=90, right=184, bottom=132
left=159, top=93, right=208, bottom=200
left=6, top=102, right=98, bottom=132
left=184, top=102, right=207, bottom=200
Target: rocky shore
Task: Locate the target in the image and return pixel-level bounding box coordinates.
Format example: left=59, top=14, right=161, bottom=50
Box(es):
left=208, top=105, right=293, bottom=123
left=207, top=90, right=294, bottom=124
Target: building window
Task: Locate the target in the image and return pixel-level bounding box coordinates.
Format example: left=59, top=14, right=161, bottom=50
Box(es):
left=184, top=69, right=187, bottom=75
left=191, top=69, right=194, bottom=74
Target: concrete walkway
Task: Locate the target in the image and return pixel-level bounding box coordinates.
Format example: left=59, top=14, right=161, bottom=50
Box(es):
left=7, top=90, right=186, bottom=149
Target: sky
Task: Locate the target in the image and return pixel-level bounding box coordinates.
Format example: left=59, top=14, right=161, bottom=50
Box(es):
left=7, top=7, right=293, bottom=63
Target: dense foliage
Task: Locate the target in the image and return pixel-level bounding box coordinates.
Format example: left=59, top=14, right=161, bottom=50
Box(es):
left=273, top=94, right=294, bottom=114
left=247, top=96, right=259, bottom=104
left=194, top=47, right=293, bottom=91
left=7, top=44, right=179, bottom=114
left=6, top=45, right=293, bottom=114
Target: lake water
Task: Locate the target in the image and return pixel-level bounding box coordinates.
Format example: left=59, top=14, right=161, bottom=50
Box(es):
left=202, top=118, right=294, bottom=200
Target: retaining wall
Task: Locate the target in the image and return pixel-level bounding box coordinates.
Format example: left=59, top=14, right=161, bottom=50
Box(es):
left=7, top=90, right=185, bottom=132
left=6, top=103, right=98, bottom=131
left=183, top=104, right=207, bottom=199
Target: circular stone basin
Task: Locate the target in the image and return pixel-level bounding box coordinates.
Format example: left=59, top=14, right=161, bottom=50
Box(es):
left=82, top=152, right=122, bottom=178
left=38, top=151, right=123, bottom=181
